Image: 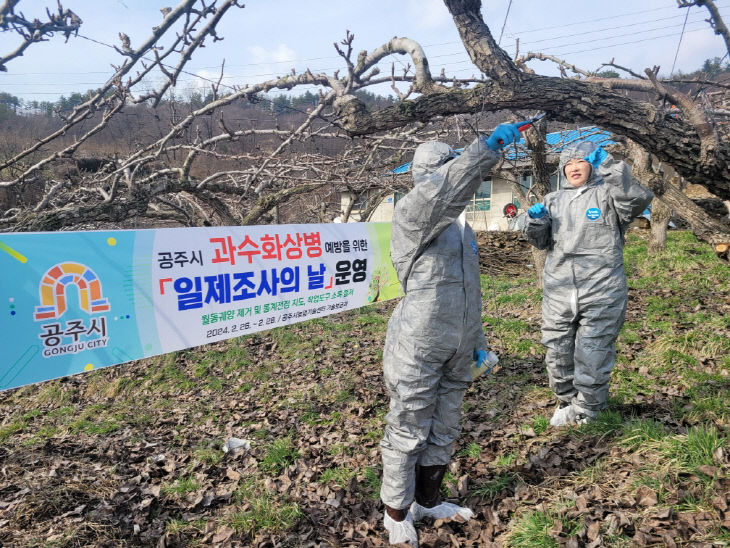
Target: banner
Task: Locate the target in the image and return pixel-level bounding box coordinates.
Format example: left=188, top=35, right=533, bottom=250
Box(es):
left=0, top=223, right=401, bottom=391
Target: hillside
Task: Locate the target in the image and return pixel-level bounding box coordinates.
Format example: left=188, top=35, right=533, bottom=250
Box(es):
left=0, top=230, right=728, bottom=547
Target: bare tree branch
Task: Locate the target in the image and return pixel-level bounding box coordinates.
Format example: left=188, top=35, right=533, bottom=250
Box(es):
left=626, top=140, right=730, bottom=252
left=0, top=0, right=82, bottom=71
left=678, top=0, right=730, bottom=56
left=336, top=0, right=730, bottom=201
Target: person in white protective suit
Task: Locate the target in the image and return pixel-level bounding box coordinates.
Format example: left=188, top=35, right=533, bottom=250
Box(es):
left=524, top=141, right=653, bottom=428
left=380, top=123, right=520, bottom=546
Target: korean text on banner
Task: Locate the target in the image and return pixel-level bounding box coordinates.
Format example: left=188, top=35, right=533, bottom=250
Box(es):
left=0, top=222, right=400, bottom=391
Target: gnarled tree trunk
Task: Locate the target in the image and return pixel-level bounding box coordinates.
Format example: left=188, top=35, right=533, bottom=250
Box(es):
left=525, top=121, right=551, bottom=288
left=629, top=143, right=730, bottom=257
left=648, top=198, right=671, bottom=255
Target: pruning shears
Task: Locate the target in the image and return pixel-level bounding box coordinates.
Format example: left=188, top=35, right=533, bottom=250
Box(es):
left=497, top=112, right=546, bottom=145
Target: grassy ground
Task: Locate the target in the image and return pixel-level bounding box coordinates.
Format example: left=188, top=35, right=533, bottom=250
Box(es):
left=0, top=230, right=728, bottom=547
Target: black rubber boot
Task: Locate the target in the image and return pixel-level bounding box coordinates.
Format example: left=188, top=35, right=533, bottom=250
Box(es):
left=385, top=504, right=408, bottom=521
left=414, top=464, right=447, bottom=508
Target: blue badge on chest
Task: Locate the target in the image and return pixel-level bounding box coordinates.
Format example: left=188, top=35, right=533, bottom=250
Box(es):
left=470, top=240, right=478, bottom=255
left=586, top=207, right=601, bottom=221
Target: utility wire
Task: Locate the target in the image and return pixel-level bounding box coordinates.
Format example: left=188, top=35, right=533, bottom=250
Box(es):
left=4, top=4, right=729, bottom=98
left=517, top=20, right=709, bottom=54
left=1, top=17, right=716, bottom=88
left=4, top=23, right=717, bottom=96
left=507, top=2, right=724, bottom=35
left=555, top=25, right=708, bottom=57
left=512, top=13, right=712, bottom=48
left=497, top=0, right=513, bottom=46
left=670, top=5, right=691, bottom=76
left=4, top=3, right=727, bottom=77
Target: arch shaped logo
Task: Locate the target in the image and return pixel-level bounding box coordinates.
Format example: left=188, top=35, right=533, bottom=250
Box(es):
left=33, top=262, right=110, bottom=320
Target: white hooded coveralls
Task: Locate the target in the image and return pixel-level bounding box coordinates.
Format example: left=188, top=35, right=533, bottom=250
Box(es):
left=524, top=142, right=653, bottom=418
left=380, top=137, right=499, bottom=509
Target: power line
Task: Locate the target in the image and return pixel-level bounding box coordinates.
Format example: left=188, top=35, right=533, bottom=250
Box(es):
left=3, top=4, right=729, bottom=99
left=497, top=0, right=513, bottom=46
left=1, top=16, right=716, bottom=89
left=537, top=20, right=709, bottom=54
left=670, top=5, right=692, bottom=76
left=510, top=13, right=714, bottom=48
left=554, top=25, right=708, bottom=57
left=4, top=3, right=727, bottom=78
left=507, top=2, right=724, bottom=35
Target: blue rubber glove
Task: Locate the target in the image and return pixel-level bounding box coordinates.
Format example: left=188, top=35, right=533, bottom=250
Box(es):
left=528, top=203, right=547, bottom=219
left=484, top=123, right=522, bottom=151
left=473, top=349, right=493, bottom=373
left=584, top=147, right=607, bottom=169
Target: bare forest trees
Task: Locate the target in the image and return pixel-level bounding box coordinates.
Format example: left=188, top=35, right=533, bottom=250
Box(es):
left=0, top=0, right=728, bottom=262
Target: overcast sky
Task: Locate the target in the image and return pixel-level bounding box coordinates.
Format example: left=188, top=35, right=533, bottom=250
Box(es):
left=1, top=0, right=728, bottom=102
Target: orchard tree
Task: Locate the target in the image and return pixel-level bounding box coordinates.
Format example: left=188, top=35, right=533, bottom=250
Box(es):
left=0, top=0, right=727, bottom=258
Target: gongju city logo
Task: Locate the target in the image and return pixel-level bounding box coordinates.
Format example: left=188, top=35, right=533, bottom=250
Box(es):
left=34, top=262, right=111, bottom=358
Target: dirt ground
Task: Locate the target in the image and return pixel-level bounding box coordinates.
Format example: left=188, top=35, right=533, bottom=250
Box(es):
left=0, top=230, right=728, bottom=547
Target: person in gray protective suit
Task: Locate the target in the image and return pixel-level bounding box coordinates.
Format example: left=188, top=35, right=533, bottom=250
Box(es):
left=524, top=141, right=653, bottom=428
left=380, top=123, right=520, bottom=546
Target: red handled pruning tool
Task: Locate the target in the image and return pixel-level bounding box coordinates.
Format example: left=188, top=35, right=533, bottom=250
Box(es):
left=497, top=112, right=546, bottom=145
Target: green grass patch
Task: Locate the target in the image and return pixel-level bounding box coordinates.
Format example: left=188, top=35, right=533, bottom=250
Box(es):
left=632, top=474, right=668, bottom=504
left=495, top=452, right=517, bottom=468
left=194, top=445, right=223, bottom=465
left=36, top=382, right=72, bottom=406
left=574, top=410, right=624, bottom=437
left=660, top=425, right=726, bottom=474
left=611, top=367, right=658, bottom=401
left=619, top=418, right=668, bottom=451
left=300, top=405, right=321, bottom=426
left=441, top=470, right=457, bottom=498
left=618, top=324, right=640, bottom=345
left=144, top=353, right=195, bottom=392
left=507, top=509, right=580, bottom=547
left=333, top=388, right=354, bottom=404
left=0, top=420, right=25, bottom=443
left=260, top=437, right=299, bottom=475
left=625, top=232, right=727, bottom=292
left=483, top=316, right=542, bottom=357
left=484, top=317, right=531, bottom=334
left=69, top=417, right=121, bottom=435
left=50, top=405, right=75, bottom=418
left=163, top=476, right=200, bottom=495
left=20, top=425, right=60, bottom=446
left=229, top=478, right=302, bottom=536
left=355, top=309, right=387, bottom=327
left=22, top=409, right=41, bottom=421
left=573, top=457, right=610, bottom=485
left=165, top=517, right=207, bottom=536
left=472, top=473, right=516, bottom=501
left=680, top=377, right=730, bottom=422
left=361, top=466, right=381, bottom=500
left=458, top=442, right=481, bottom=459
left=532, top=415, right=549, bottom=435
left=319, top=466, right=356, bottom=487
left=328, top=443, right=352, bottom=457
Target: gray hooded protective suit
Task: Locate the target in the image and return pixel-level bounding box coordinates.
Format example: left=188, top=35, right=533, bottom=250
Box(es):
left=524, top=141, right=653, bottom=418
left=380, top=137, right=499, bottom=510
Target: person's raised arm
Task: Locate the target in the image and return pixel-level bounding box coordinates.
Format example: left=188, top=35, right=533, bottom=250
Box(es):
left=391, top=124, right=521, bottom=282
left=586, top=148, right=654, bottom=227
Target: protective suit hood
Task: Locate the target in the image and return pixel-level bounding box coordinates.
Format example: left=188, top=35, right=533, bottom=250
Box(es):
left=411, top=142, right=456, bottom=185
left=558, top=140, right=602, bottom=189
